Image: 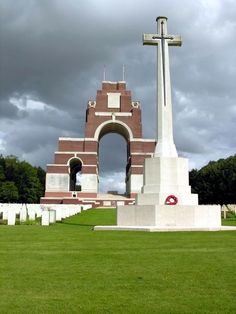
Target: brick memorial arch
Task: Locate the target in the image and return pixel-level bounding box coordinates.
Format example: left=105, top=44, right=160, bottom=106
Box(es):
left=41, top=81, right=155, bottom=206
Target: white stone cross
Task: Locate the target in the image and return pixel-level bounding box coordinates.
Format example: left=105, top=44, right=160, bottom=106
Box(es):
left=143, top=17, right=182, bottom=157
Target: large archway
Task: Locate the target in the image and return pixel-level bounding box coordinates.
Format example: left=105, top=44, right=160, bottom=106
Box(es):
left=42, top=81, right=156, bottom=205
left=98, top=133, right=127, bottom=194
left=97, top=121, right=131, bottom=195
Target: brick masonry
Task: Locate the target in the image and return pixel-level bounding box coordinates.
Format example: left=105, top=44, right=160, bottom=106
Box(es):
left=41, top=81, right=155, bottom=206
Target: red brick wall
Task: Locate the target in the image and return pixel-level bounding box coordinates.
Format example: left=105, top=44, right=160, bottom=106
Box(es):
left=142, top=141, right=156, bottom=152
left=130, top=155, right=146, bottom=165
left=85, top=82, right=142, bottom=139
left=54, top=153, right=75, bottom=164
left=101, top=82, right=129, bottom=92
left=120, top=95, right=132, bottom=111
left=130, top=167, right=143, bottom=174
left=83, top=141, right=98, bottom=152
left=47, top=165, right=68, bottom=173
left=130, top=141, right=143, bottom=153
left=45, top=192, right=72, bottom=197
left=78, top=154, right=97, bottom=165
left=58, top=140, right=84, bottom=152
left=130, top=141, right=156, bottom=154
left=82, top=166, right=97, bottom=174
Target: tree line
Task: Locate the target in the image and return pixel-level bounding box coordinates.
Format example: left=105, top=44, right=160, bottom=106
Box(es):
left=0, top=154, right=235, bottom=204
left=0, top=155, right=45, bottom=203
left=189, top=155, right=236, bottom=205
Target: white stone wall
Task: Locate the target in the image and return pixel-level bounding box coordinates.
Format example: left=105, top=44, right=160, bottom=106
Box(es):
left=126, top=174, right=143, bottom=195
left=117, top=204, right=221, bottom=228
left=80, top=174, right=98, bottom=193
left=46, top=173, right=69, bottom=191
left=130, top=174, right=143, bottom=193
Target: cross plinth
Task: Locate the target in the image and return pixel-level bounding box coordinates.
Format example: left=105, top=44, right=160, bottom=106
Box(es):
left=143, top=16, right=182, bottom=157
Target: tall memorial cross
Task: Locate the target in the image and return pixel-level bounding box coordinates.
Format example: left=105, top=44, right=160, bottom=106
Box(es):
left=143, top=16, right=182, bottom=157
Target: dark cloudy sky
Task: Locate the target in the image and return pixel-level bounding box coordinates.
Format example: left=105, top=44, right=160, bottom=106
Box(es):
left=1, top=0, right=236, bottom=193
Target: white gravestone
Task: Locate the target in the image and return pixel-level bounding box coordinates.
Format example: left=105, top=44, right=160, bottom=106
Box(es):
left=41, top=211, right=50, bottom=226
left=55, top=207, right=63, bottom=221
left=3, top=209, right=8, bottom=220
left=28, top=208, right=36, bottom=221
left=20, top=204, right=27, bottom=222
left=8, top=210, right=16, bottom=225
left=49, top=210, right=56, bottom=223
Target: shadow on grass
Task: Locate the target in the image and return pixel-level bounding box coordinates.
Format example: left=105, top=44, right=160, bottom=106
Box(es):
left=222, top=218, right=236, bottom=226
left=62, top=221, right=95, bottom=227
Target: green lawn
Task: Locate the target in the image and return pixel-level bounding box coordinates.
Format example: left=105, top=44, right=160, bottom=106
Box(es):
left=222, top=218, right=236, bottom=226
left=0, top=208, right=236, bottom=314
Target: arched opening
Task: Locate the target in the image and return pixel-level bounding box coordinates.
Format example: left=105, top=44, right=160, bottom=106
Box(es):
left=97, top=121, right=131, bottom=195
left=95, top=119, right=133, bottom=141
left=69, top=158, right=82, bottom=191
left=98, top=133, right=128, bottom=194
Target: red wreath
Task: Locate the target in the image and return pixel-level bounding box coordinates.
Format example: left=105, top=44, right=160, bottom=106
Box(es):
left=165, top=195, right=178, bottom=205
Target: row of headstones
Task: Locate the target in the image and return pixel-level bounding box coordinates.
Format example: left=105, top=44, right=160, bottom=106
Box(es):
left=0, top=203, right=42, bottom=225
left=0, top=203, right=92, bottom=226
left=40, top=204, right=92, bottom=225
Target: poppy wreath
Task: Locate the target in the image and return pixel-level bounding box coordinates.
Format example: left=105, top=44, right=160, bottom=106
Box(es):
left=165, top=195, right=178, bottom=205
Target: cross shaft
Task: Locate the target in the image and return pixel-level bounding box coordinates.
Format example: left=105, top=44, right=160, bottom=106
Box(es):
left=142, top=17, right=182, bottom=157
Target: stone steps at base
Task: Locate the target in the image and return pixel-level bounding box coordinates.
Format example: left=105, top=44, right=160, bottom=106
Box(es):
left=97, top=193, right=133, bottom=200
left=94, top=226, right=236, bottom=232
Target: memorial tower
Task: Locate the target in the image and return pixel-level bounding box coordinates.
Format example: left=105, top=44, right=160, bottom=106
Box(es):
left=41, top=81, right=155, bottom=206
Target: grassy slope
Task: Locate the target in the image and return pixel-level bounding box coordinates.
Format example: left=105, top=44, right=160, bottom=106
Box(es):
left=0, top=208, right=236, bottom=314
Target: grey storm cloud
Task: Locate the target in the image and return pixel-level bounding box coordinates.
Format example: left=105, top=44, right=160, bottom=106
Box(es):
left=0, top=99, right=19, bottom=118
left=0, top=0, right=236, bottom=192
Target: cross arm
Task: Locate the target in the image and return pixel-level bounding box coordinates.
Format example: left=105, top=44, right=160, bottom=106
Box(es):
left=143, top=34, right=182, bottom=46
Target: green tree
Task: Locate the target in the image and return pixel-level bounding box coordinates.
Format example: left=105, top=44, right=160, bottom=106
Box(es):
left=15, top=161, right=42, bottom=203
left=36, top=166, right=46, bottom=197
left=0, top=181, right=19, bottom=202
left=0, top=165, right=5, bottom=181
left=0, top=155, right=6, bottom=181
left=4, top=155, right=19, bottom=182
left=0, top=155, right=46, bottom=203
left=190, top=155, right=236, bottom=205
